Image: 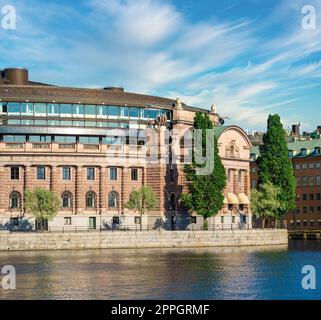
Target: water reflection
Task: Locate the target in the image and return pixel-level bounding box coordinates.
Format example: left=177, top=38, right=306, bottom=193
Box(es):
left=0, top=242, right=320, bottom=300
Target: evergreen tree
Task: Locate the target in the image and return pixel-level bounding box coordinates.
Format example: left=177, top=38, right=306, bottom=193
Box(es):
left=181, top=112, right=227, bottom=230
left=258, top=114, right=296, bottom=217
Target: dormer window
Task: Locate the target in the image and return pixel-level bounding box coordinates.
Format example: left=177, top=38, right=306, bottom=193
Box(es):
left=315, top=147, right=321, bottom=155
left=288, top=150, right=294, bottom=157
left=301, top=148, right=307, bottom=156
left=250, top=153, right=257, bottom=161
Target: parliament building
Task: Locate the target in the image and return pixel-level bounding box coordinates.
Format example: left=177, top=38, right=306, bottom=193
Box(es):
left=0, top=67, right=252, bottom=231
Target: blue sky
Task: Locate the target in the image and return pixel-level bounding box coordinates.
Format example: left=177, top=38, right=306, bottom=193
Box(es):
left=1, top=0, right=321, bottom=132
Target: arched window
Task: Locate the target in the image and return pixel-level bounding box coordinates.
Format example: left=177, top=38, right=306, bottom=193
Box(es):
left=10, top=192, right=20, bottom=209
left=61, top=192, right=72, bottom=208
left=108, top=191, right=118, bottom=208
left=86, top=191, right=96, bottom=208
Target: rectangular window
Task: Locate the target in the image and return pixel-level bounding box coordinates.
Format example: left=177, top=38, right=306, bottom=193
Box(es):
left=296, top=220, right=301, bottom=227
left=251, top=180, right=257, bottom=189
left=55, top=136, right=77, bottom=143
left=303, top=194, right=307, bottom=201
left=318, top=207, right=321, bottom=212
left=309, top=163, right=314, bottom=169
left=295, top=164, right=300, bottom=170
left=310, top=193, right=314, bottom=201
left=34, top=103, right=47, bottom=115
left=131, top=168, right=138, bottom=181
left=302, top=176, right=307, bottom=186
left=316, top=163, right=321, bottom=169
left=97, top=105, right=108, bottom=117
left=191, top=216, right=197, bottom=224
left=110, top=167, right=117, bottom=181
left=29, top=135, right=51, bottom=142
left=37, top=167, right=46, bottom=180
left=87, top=168, right=95, bottom=180
left=62, top=167, right=71, bottom=180
left=316, top=176, right=321, bottom=185
left=113, top=216, right=120, bottom=225
left=64, top=217, right=72, bottom=225
left=221, top=216, right=224, bottom=224
left=303, top=220, right=308, bottom=227
left=7, top=102, right=20, bottom=115
left=10, top=167, right=19, bottom=180
left=60, top=104, right=72, bottom=116
left=303, top=207, right=308, bottom=213
left=47, top=104, right=59, bottom=116
left=317, top=193, right=321, bottom=200
left=302, top=163, right=307, bottom=169
left=309, top=176, right=314, bottom=186
left=296, top=177, right=301, bottom=186
left=134, top=217, right=141, bottom=225
left=85, top=105, right=96, bottom=116
left=108, top=106, right=119, bottom=118
left=3, top=135, right=26, bottom=142
left=310, top=207, right=314, bottom=213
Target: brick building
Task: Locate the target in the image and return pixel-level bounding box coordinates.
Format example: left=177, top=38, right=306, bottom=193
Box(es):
left=250, top=137, right=321, bottom=230
left=0, top=67, right=252, bottom=231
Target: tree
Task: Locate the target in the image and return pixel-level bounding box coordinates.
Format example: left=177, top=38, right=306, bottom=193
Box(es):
left=258, top=114, right=296, bottom=217
left=251, top=182, right=282, bottom=229
left=24, top=188, right=60, bottom=229
left=181, top=112, right=227, bottom=230
left=125, top=185, right=156, bottom=231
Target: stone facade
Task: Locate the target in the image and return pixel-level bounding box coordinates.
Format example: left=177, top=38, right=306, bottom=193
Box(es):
left=0, top=229, right=288, bottom=251
left=0, top=68, right=252, bottom=231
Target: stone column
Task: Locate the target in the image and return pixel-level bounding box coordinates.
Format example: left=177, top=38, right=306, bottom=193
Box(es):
left=23, top=165, right=32, bottom=214
left=75, top=166, right=82, bottom=214
left=99, top=167, right=106, bottom=214
left=233, top=169, right=239, bottom=194
left=121, top=167, right=130, bottom=213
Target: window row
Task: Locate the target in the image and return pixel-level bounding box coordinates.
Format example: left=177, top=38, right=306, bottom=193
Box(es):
left=295, top=162, right=321, bottom=170
left=1, top=135, right=142, bottom=145
left=296, top=176, right=321, bottom=186
left=299, top=193, right=321, bottom=201
left=290, top=220, right=321, bottom=227
left=2, top=119, right=152, bottom=129
left=295, top=206, right=321, bottom=213
left=9, top=191, right=120, bottom=209
left=0, top=102, right=171, bottom=120
left=10, top=167, right=139, bottom=181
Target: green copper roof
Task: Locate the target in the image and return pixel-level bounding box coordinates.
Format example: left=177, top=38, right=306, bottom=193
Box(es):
left=251, top=138, right=321, bottom=159
left=214, top=125, right=229, bottom=138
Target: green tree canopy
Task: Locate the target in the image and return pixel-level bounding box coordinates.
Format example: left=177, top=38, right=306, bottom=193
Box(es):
left=251, top=182, right=282, bottom=228
left=125, top=185, right=156, bottom=231
left=24, top=188, right=60, bottom=221
left=258, top=114, right=296, bottom=216
left=181, top=112, right=226, bottom=230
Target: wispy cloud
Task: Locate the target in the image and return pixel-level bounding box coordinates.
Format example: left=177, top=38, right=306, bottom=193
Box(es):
left=0, top=0, right=321, bottom=131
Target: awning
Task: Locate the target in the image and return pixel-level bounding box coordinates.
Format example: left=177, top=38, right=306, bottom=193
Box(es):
left=238, top=193, right=250, bottom=205
left=227, top=193, right=239, bottom=204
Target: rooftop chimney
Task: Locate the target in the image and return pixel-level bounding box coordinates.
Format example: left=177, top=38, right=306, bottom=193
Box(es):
left=3, top=68, right=29, bottom=85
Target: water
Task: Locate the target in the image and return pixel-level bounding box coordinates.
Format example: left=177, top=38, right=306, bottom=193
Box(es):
left=0, top=240, right=320, bottom=300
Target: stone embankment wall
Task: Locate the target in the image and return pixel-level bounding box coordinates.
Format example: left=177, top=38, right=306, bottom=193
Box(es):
left=0, top=229, right=288, bottom=251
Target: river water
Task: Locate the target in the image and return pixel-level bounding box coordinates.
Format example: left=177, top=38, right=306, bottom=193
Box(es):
left=0, top=240, right=320, bottom=300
